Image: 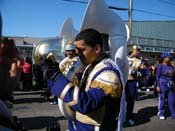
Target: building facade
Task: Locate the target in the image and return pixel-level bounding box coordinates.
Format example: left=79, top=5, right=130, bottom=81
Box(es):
left=130, top=21, right=175, bottom=63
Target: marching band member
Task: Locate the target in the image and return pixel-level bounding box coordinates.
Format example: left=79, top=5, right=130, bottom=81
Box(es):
left=125, top=45, right=142, bottom=125
left=59, top=43, right=82, bottom=86
left=46, top=28, right=123, bottom=131
left=156, top=52, right=175, bottom=120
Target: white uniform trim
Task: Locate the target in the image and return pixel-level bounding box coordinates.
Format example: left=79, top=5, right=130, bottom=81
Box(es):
left=94, top=126, right=100, bottom=131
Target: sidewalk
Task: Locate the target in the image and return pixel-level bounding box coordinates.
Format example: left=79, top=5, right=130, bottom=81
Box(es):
left=12, top=90, right=175, bottom=131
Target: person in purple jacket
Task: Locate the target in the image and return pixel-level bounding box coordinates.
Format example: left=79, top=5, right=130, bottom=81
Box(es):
left=46, top=28, right=123, bottom=131
left=156, top=52, right=175, bottom=120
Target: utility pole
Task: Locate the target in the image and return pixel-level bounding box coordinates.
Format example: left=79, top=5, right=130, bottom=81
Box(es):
left=0, top=12, right=2, bottom=44
left=128, top=0, right=133, bottom=44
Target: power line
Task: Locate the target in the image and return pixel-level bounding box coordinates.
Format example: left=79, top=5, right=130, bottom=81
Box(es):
left=60, top=0, right=175, bottom=19
left=158, top=0, right=175, bottom=5
left=61, top=0, right=87, bottom=4
left=61, top=0, right=128, bottom=10
left=133, top=8, right=175, bottom=18
left=108, top=6, right=128, bottom=10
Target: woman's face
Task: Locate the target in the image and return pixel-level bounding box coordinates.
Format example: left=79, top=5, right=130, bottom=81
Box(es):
left=164, top=57, right=170, bottom=62
left=74, top=40, right=101, bottom=65
left=132, top=49, right=140, bottom=57
left=164, top=57, right=170, bottom=63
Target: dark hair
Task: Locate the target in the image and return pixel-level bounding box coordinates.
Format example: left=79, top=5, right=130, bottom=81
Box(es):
left=75, top=28, right=103, bottom=48
left=2, top=37, right=9, bottom=44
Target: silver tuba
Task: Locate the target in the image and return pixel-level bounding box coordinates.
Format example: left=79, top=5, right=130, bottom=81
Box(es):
left=32, top=37, right=65, bottom=65
left=32, top=17, right=79, bottom=65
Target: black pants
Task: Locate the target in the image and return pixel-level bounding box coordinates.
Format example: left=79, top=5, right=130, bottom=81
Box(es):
left=125, top=80, right=137, bottom=120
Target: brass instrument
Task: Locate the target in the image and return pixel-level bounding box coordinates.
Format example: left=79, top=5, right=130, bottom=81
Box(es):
left=32, top=18, right=78, bottom=65
left=32, top=37, right=65, bottom=65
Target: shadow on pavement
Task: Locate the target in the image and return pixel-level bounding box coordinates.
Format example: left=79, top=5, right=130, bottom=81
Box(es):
left=134, top=106, right=158, bottom=125
left=123, top=106, right=158, bottom=127
left=13, top=97, right=48, bottom=104
left=19, top=116, right=66, bottom=130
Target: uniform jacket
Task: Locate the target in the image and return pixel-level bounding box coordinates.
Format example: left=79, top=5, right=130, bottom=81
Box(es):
left=51, top=57, right=122, bottom=131
left=156, top=63, right=175, bottom=90
left=127, top=56, right=142, bottom=80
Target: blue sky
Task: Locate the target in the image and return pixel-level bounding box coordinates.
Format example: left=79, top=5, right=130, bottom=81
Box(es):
left=1, top=0, right=175, bottom=37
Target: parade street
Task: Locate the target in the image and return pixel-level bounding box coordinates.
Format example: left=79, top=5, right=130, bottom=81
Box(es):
left=12, top=89, right=175, bottom=131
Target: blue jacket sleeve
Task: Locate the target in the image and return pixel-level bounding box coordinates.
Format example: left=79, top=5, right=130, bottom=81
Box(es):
left=51, top=74, right=106, bottom=114
left=71, top=88, right=106, bottom=114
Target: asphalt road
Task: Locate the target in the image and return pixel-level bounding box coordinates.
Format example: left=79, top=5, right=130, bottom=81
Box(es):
left=11, top=89, right=175, bottom=131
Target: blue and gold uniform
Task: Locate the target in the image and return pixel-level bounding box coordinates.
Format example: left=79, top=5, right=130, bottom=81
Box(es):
left=125, top=45, right=142, bottom=125
left=51, top=57, right=122, bottom=131
left=128, top=57, right=142, bottom=81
